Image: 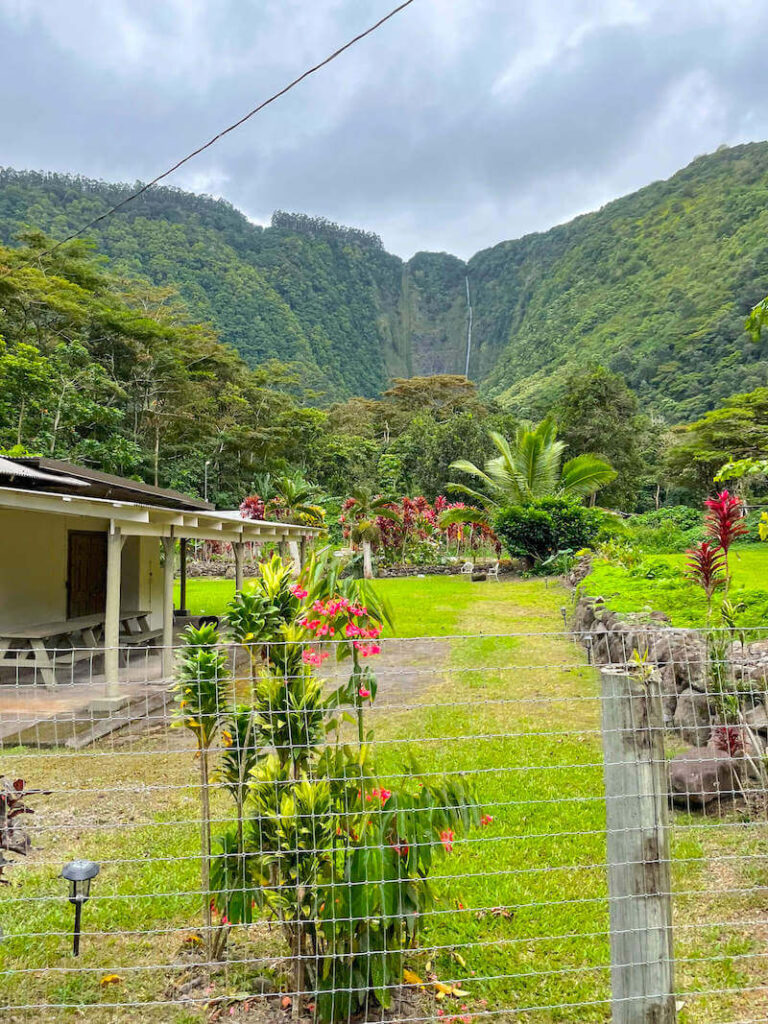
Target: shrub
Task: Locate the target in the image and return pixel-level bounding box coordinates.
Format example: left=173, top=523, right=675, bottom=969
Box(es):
left=494, top=497, right=603, bottom=564
left=623, top=505, right=704, bottom=553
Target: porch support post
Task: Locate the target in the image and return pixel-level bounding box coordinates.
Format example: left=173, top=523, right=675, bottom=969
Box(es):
left=233, top=541, right=245, bottom=593
left=104, top=522, right=122, bottom=699
left=299, top=535, right=308, bottom=571
left=162, top=535, right=175, bottom=681
left=178, top=537, right=189, bottom=616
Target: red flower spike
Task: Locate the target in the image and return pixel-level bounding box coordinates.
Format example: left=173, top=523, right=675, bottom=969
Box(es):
left=704, top=489, right=748, bottom=553
left=685, top=541, right=726, bottom=599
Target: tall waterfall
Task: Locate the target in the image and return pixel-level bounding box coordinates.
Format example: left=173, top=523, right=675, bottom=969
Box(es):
left=464, top=274, right=473, bottom=377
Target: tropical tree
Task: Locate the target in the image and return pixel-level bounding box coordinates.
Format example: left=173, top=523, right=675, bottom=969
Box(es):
left=440, top=419, right=616, bottom=530
left=342, top=489, right=400, bottom=578
left=266, top=472, right=325, bottom=526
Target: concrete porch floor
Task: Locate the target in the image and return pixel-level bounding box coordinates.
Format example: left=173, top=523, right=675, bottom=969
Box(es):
left=0, top=643, right=175, bottom=748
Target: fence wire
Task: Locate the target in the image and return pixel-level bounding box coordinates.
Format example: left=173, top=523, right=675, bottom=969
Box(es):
left=1, top=622, right=768, bottom=1022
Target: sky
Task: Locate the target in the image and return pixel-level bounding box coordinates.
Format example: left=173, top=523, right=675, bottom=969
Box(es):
left=1, top=0, right=768, bottom=258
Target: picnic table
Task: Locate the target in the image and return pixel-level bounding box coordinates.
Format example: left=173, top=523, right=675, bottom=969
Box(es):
left=0, top=610, right=159, bottom=688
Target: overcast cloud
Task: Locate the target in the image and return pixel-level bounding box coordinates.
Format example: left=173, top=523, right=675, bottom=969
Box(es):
left=1, top=0, right=768, bottom=258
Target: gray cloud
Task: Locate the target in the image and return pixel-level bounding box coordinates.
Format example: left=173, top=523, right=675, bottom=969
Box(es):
left=1, top=0, right=768, bottom=257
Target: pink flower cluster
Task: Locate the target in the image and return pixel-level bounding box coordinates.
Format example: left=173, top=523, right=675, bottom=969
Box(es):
left=364, top=787, right=392, bottom=804
left=440, top=828, right=455, bottom=853
left=302, top=649, right=330, bottom=667
left=299, top=595, right=383, bottom=662
left=353, top=642, right=381, bottom=658
left=290, top=584, right=308, bottom=600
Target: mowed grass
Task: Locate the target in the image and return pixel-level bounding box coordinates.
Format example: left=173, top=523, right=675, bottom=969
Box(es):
left=584, top=543, right=768, bottom=628
left=2, top=575, right=765, bottom=1020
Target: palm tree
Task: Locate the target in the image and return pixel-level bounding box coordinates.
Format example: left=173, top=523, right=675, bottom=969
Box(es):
left=344, top=489, right=400, bottom=579
left=263, top=473, right=325, bottom=573
left=440, top=419, right=616, bottom=530
left=266, top=473, right=325, bottom=526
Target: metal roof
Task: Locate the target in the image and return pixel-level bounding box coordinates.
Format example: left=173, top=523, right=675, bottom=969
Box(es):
left=0, top=456, right=88, bottom=487
left=1, top=457, right=213, bottom=511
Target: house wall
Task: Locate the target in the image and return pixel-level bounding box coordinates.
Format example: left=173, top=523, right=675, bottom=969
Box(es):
left=0, top=509, right=164, bottom=630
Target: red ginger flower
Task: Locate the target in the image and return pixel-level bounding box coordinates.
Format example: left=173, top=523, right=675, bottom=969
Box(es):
left=704, top=489, right=748, bottom=553
left=685, top=541, right=726, bottom=599
left=440, top=829, right=455, bottom=853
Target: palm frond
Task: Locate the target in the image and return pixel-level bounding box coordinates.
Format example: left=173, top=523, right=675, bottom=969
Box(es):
left=448, top=458, right=497, bottom=491
left=559, top=454, right=617, bottom=497
left=437, top=506, right=492, bottom=529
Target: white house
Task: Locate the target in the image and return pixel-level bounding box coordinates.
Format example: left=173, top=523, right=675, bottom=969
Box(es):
left=0, top=457, right=319, bottom=697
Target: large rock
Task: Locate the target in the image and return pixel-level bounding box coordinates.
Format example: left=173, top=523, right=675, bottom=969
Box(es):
left=673, top=688, right=714, bottom=746
left=658, top=664, right=679, bottom=725
left=668, top=746, right=741, bottom=808
left=744, top=703, right=768, bottom=731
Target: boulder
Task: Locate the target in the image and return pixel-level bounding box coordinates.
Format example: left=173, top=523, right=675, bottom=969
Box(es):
left=658, top=664, right=678, bottom=725
left=673, top=688, right=714, bottom=746
left=668, top=746, right=741, bottom=808
left=744, top=703, right=768, bottom=731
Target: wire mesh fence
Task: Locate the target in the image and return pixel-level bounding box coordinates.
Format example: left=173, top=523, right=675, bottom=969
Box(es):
left=1, top=621, right=768, bottom=1022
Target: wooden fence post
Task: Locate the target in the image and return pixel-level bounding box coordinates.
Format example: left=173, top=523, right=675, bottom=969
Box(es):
left=601, top=668, right=676, bottom=1024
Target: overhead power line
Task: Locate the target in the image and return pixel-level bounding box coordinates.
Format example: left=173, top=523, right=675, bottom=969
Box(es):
left=2, top=0, right=418, bottom=276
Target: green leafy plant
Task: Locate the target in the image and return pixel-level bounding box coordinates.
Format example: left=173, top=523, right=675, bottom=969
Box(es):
left=493, top=496, right=603, bottom=567
left=207, top=556, right=480, bottom=1021
left=173, top=622, right=230, bottom=958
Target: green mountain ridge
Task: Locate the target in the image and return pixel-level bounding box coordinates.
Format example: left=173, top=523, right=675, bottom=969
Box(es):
left=2, top=140, right=768, bottom=418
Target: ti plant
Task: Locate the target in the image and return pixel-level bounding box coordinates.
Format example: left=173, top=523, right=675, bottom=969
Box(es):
left=704, top=489, right=748, bottom=590
left=173, top=622, right=230, bottom=959
left=226, top=553, right=303, bottom=689
left=685, top=540, right=726, bottom=623
left=206, top=555, right=484, bottom=1022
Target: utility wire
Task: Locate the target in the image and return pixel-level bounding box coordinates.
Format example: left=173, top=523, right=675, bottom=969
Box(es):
left=1, top=0, right=418, bottom=277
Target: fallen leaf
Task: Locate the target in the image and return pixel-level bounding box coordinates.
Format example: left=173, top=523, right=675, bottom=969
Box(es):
left=99, top=974, right=123, bottom=987
left=451, top=952, right=467, bottom=969
left=403, top=969, right=424, bottom=987
left=281, top=996, right=292, bottom=1010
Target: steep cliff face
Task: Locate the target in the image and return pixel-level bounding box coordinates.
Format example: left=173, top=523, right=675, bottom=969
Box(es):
left=3, top=140, right=768, bottom=417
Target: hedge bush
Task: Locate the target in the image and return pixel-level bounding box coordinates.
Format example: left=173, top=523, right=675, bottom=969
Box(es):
left=494, top=497, right=603, bottom=564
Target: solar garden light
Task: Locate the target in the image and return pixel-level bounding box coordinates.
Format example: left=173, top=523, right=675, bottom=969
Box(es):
left=61, top=859, right=100, bottom=956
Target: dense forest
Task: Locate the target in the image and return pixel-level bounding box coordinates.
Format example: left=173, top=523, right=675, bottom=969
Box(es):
left=2, top=141, right=768, bottom=419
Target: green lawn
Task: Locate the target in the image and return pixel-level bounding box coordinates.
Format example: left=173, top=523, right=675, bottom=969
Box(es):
left=583, top=543, right=768, bottom=628
left=2, top=575, right=765, bottom=1020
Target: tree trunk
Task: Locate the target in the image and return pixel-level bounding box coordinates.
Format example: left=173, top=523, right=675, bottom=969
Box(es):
left=362, top=540, right=373, bottom=579
left=16, top=396, right=25, bottom=447
left=153, top=422, right=160, bottom=487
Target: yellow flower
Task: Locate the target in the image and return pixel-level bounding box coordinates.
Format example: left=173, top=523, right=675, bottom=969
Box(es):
left=221, top=730, right=234, bottom=748
left=180, top=700, right=187, bottom=709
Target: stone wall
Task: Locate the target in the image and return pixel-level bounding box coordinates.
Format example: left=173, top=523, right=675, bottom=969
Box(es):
left=572, top=594, right=768, bottom=745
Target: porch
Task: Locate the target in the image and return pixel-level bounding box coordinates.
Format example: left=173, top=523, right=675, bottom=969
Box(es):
left=0, top=457, right=320, bottom=736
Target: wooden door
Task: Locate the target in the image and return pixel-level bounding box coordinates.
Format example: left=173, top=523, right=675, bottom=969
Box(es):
left=67, top=531, right=108, bottom=618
